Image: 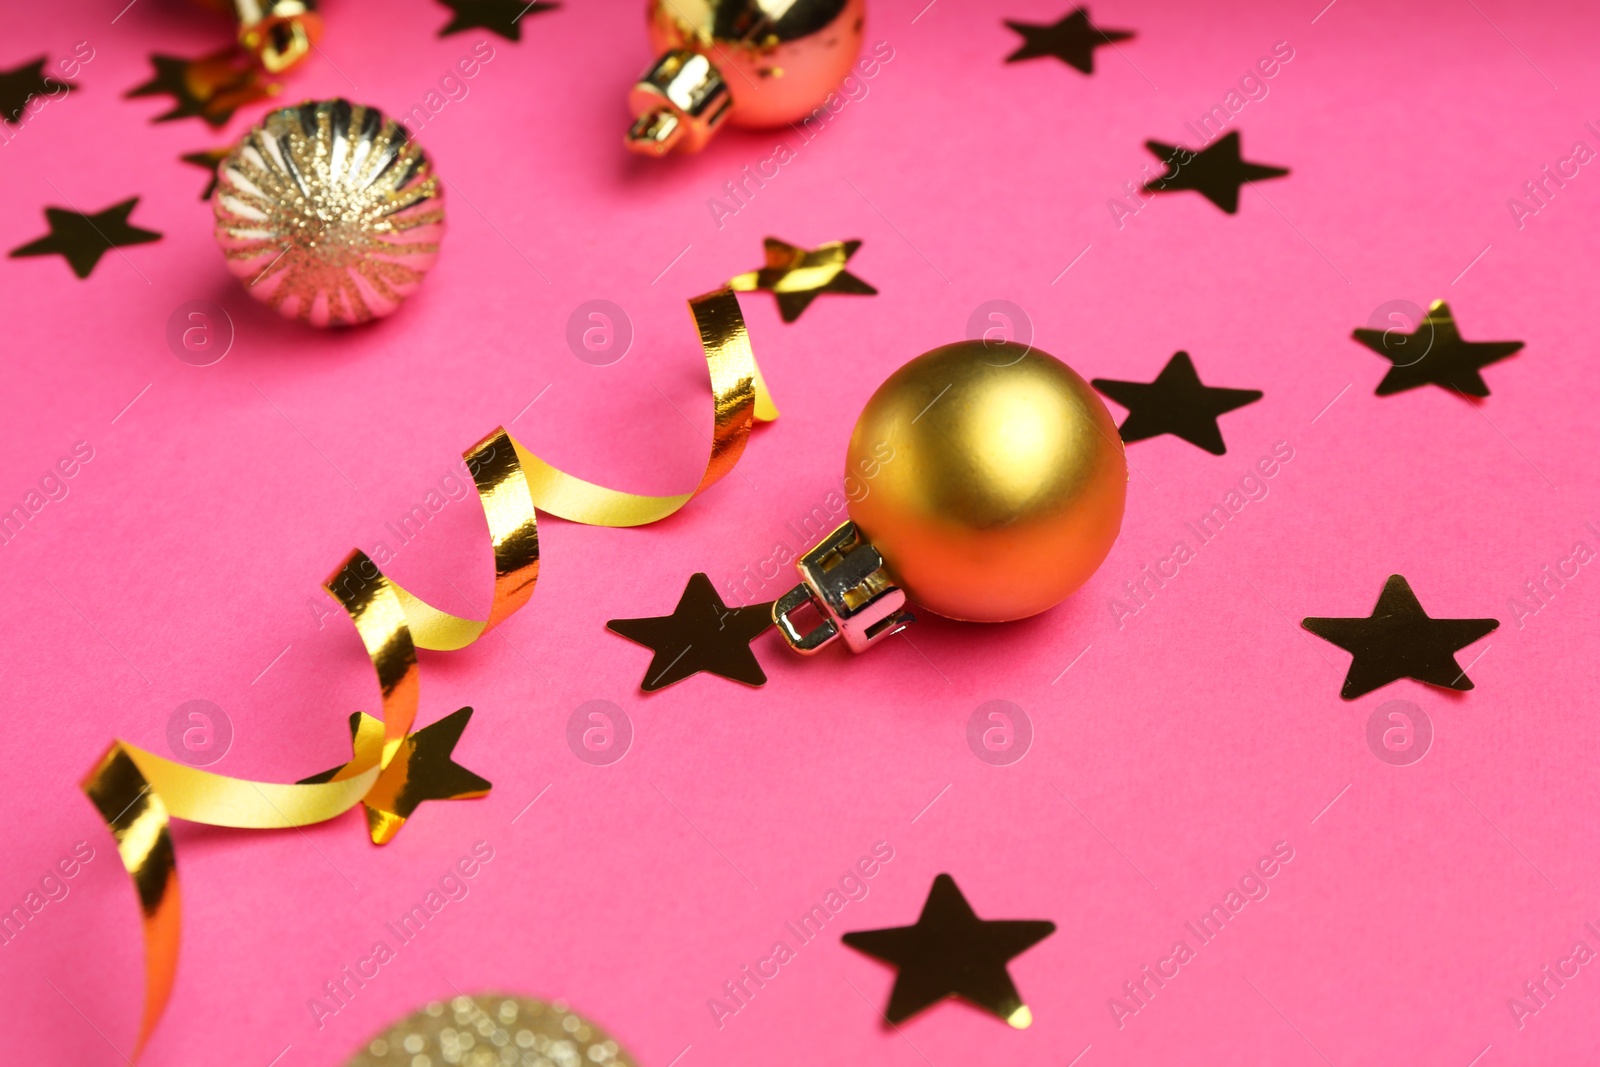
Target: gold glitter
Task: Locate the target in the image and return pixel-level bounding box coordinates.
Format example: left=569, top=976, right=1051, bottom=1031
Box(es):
left=214, top=98, right=444, bottom=326
left=342, top=995, right=638, bottom=1067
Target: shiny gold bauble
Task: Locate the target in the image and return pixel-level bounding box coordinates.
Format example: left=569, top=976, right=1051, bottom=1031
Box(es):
left=213, top=100, right=445, bottom=327
left=627, top=0, right=865, bottom=154
left=845, top=341, right=1127, bottom=623
left=648, top=0, right=864, bottom=126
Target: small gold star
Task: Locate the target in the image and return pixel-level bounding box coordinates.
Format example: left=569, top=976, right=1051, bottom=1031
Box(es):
left=436, top=0, right=559, bottom=40
left=125, top=51, right=278, bottom=128
left=301, top=707, right=491, bottom=844
left=607, top=573, right=772, bottom=691
left=842, top=873, right=1056, bottom=1027
left=728, top=237, right=877, bottom=323
left=0, top=57, right=74, bottom=125
left=1142, top=131, right=1288, bottom=214
left=180, top=147, right=230, bottom=200
left=1351, top=300, right=1523, bottom=397
left=1092, top=351, right=1263, bottom=455
left=9, top=197, right=162, bottom=279
left=1004, top=7, right=1134, bottom=74
left=1303, top=575, right=1499, bottom=700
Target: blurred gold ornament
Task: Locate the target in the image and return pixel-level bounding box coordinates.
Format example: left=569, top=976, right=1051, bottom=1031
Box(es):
left=626, top=0, right=865, bottom=156
left=185, top=0, right=321, bottom=74
left=774, top=340, right=1127, bottom=653
left=343, top=994, right=638, bottom=1067
left=234, top=0, right=323, bottom=74
left=213, top=99, right=445, bottom=326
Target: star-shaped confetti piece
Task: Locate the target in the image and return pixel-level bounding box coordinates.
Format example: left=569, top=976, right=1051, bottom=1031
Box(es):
left=1351, top=300, right=1523, bottom=398
left=1003, top=7, right=1133, bottom=74
left=1092, top=351, right=1262, bottom=454
left=180, top=147, right=231, bottom=200
left=0, top=57, right=73, bottom=125
left=9, top=198, right=162, bottom=279
left=436, top=0, right=559, bottom=40
left=728, top=237, right=877, bottom=323
left=607, top=573, right=773, bottom=691
left=125, top=51, right=277, bottom=127
left=301, top=707, right=491, bottom=845
left=1142, top=130, right=1288, bottom=214
left=842, top=873, right=1056, bottom=1028
left=1303, top=575, right=1498, bottom=700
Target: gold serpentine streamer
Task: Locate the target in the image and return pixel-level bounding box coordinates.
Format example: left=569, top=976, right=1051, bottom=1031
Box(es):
left=80, top=289, right=773, bottom=1059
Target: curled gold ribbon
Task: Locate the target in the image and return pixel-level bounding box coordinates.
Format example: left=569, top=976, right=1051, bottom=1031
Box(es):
left=81, top=289, right=773, bottom=1059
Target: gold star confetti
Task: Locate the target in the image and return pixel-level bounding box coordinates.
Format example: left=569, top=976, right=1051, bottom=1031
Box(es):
left=843, top=873, right=1056, bottom=1027
left=1303, top=574, right=1499, bottom=700
left=0, top=57, right=74, bottom=124
left=728, top=237, right=877, bottom=323
left=1092, top=351, right=1262, bottom=455
left=125, top=50, right=278, bottom=127
left=436, top=0, right=559, bottom=40
left=1142, top=130, right=1288, bottom=214
left=180, top=147, right=230, bottom=200
left=1003, top=6, right=1134, bottom=74
left=9, top=197, right=161, bottom=279
left=301, top=707, right=490, bottom=844
left=1351, top=300, right=1523, bottom=397
left=607, top=573, right=773, bottom=691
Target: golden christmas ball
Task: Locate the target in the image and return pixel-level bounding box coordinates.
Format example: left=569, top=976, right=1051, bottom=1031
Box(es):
left=626, top=0, right=866, bottom=155
left=213, top=100, right=445, bottom=327
left=845, top=341, right=1127, bottom=623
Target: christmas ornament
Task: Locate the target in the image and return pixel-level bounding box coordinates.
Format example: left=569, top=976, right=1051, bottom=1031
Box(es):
left=82, top=291, right=776, bottom=1059
left=125, top=50, right=278, bottom=127
left=1303, top=574, right=1499, bottom=699
left=1003, top=6, right=1134, bottom=74
left=608, top=573, right=773, bottom=691
left=1351, top=300, right=1523, bottom=397
left=342, top=994, right=638, bottom=1067
left=232, top=0, right=323, bottom=73
left=842, top=873, right=1056, bottom=1027
left=1092, top=351, right=1263, bottom=455
left=625, top=0, right=866, bottom=156
left=728, top=236, right=877, bottom=323
left=436, top=0, right=559, bottom=40
left=1142, top=130, right=1288, bottom=214
left=213, top=99, right=445, bottom=326
left=774, top=340, right=1126, bottom=655
left=9, top=197, right=162, bottom=279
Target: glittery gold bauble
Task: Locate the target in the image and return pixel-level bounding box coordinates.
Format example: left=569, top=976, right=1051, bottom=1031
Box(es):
left=626, top=0, right=866, bottom=155
left=342, top=994, right=639, bottom=1067
left=845, top=341, right=1127, bottom=622
left=213, top=99, right=444, bottom=327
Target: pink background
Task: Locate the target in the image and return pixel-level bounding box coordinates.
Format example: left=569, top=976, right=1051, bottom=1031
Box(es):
left=3, top=0, right=1599, bottom=1064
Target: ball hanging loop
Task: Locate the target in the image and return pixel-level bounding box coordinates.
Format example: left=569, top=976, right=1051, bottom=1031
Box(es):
left=233, top=0, right=322, bottom=73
